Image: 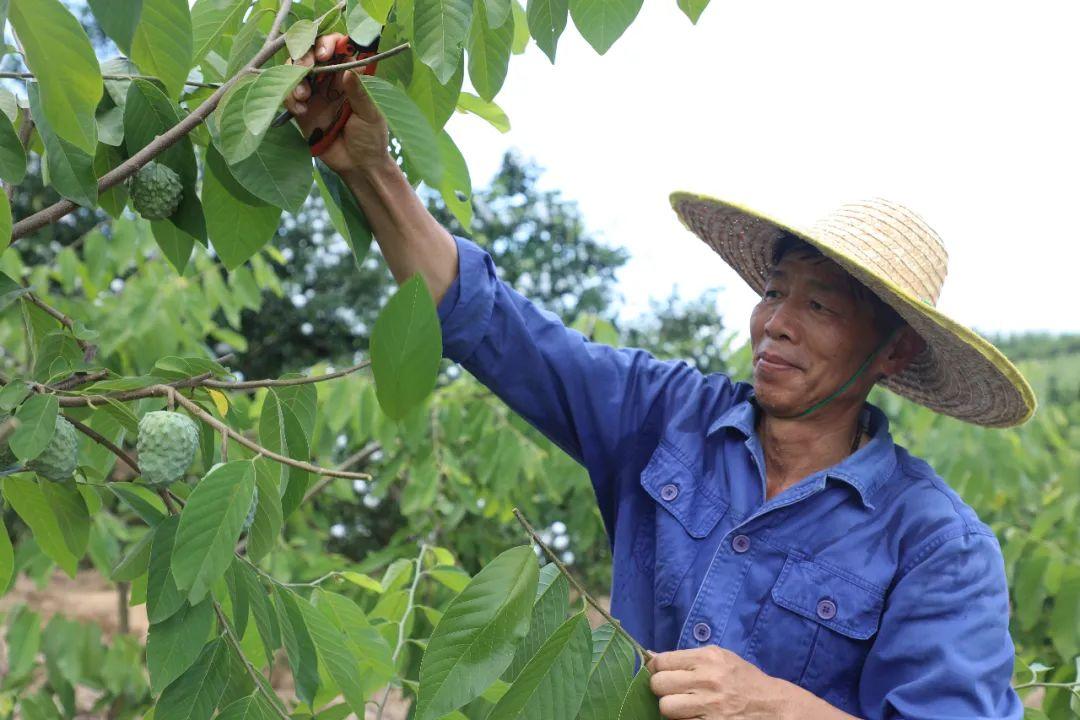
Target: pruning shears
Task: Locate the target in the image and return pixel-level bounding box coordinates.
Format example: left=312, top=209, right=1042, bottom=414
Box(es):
left=270, top=34, right=381, bottom=157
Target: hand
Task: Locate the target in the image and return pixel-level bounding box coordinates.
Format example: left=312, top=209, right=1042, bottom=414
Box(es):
left=283, top=33, right=392, bottom=181
left=647, top=646, right=790, bottom=719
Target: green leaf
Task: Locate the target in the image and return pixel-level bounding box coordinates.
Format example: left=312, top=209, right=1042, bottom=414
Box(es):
left=215, top=76, right=263, bottom=164
left=0, top=379, right=29, bottom=411
left=2, top=475, right=78, bottom=577
left=511, top=0, right=530, bottom=53
left=617, top=667, right=661, bottom=720
left=27, top=83, right=97, bottom=207
left=5, top=605, right=42, bottom=679
left=95, top=142, right=129, bottom=218
left=246, top=458, right=283, bottom=562
left=468, top=0, right=513, bottom=101
left=484, top=0, right=512, bottom=28
left=0, top=106, right=26, bottom=184
left=147, top=599, right=215, bottom=694
left=204, top=146, right=282, bottom=270
left=243, top=65, right=310, bottom=138
left=225, top=11, right=268, bottom=78
left=156, top=638, right=230, bottom=720
left=9, top=0, right=102, bottom=154
left=675, top=0, right=709, bottom=24
left=192, top=0, right=250, bottom=64
left=577, top=623, right=636, bottom=720
left=97, top=105, right=126, bottom=146
left=88, top=0, right=144, bottom=54
left=109, top=528, right=154, bottom=582
left=216, top=694, right=278, bottom=720
left=236, top=559, right=280, bottom=669
left=151, top=219, right=197, bottom=274
left=361, top=75, right=444, bottom=187
left=1050, top=565, right=1080, bottom=660
left=148, top=514, right=187, bottom=623
left=257, top=393, right=311, bottom=519
left=10, top=392, right=58, bottom=462
left=228, top=120, right=313, bottom=213
left=313, top=589, right=395, bottom=680
left=130, top=0, right=194, bottom=100
left=108, top=482, right=168, bottom=525
left=285, top=19, right=319, bottom=60
left=526, top=0, right=568, bottom=62
left=346, top=3, right=381, bottom=45
left=568, top=0, right=642, bottom=55
left=340, top=571, right=384, bottom=594
left=413, top=0, right=473, bottom=84
left=274, top=587, right=320, bottom=708
left=314, top=162, right=373, bottom=266
left=361, top=0, right=394, bottom=23
left=298, top=596, right=382, bottom=714
left=125, top=80, right=198, bottom=187
left=436, top=129, right=473, bottom=228
left=408, top=52, right=464, bottom=133
left=455, top=91, right=510, bottom=132
left=370, top=273, right=443, bottom=420
left=487, top=612, right=592, bottom=720
left=0, top=192, right=10, bottom=255
left=0, top=515, right=14, bottom=595
left=429, top=566, right=471, bottom=593
left=505, top=562, right=569, bottom=680
left=0, top=272, right=28, bottom=312
left=39, top=480, right=90, bottom=560
left=414, top=545, right=539, bottom=720
left=171, top=461, right=256, bottom=604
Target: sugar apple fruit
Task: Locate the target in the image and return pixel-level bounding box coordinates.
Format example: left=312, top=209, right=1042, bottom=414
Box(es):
left=137, top=411, right=200, bottom=487
left=27, top=416, right=78, bottom=482
left=129, top=161, right=183, bottom=220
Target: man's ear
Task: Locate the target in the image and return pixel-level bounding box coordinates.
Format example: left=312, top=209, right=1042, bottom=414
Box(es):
left=882, top=325, right=926, bottom=377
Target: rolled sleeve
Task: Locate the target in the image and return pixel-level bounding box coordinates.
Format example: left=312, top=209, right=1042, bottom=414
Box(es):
left=860, top=531, right=1023, bottom=720
left=434, top=235, right=732, bottom=507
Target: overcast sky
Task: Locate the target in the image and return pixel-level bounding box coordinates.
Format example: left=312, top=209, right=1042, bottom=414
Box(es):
left=445, top=0, right=1079, bottom=338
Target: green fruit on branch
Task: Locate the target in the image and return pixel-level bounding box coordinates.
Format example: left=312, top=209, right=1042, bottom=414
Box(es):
left=27, top=416, right=78, bottom=482
left=137, top=411, right=200, bottom=487
left=128, top=161, right=183, bottom=220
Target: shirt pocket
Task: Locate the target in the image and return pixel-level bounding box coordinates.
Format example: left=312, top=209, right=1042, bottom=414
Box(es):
left=748, top=554, right=884, bottom=709
left=637, top=441, right=728, bottom=608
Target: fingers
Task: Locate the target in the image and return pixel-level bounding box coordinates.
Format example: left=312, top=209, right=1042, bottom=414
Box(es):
left=342, top=70, right=381, bottom=122
left=647, top=649, right=707, bottom=673
left=657, top=693, right=707, bottom=720
left=648, top=669, right=698, bottom=696
left=315, top=33, right=345, bottom=61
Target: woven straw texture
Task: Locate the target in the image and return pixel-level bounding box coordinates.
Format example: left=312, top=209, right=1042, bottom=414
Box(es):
left=669, top=194, right=1036, bottom=427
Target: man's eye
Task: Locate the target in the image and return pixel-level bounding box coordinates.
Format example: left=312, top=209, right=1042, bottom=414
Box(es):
left=810, top=300, right=829, bottom=312
left=763, top=290, right=780, bottom=299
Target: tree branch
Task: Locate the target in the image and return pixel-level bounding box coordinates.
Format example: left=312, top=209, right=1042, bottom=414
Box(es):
left=375, top=543, right=428, bottom=720
left=0, top=71, right=219, bottom=89
left=62, top=412, right=139, bottom=475
left=23, top=290, right=96, bottom=358
left=512, top=508, right=653, bottom=663
left=301, top=441, right=380, bottom=503
left=9, top=0, right=329, bottom=243
left=201, top=359, right=369, bottom=390
left=309, top=43, right=411, bottom=75
left=165, top=386, right=371, bottom=480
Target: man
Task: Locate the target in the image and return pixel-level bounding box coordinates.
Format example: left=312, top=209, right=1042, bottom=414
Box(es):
left=287, top=36, right=1036, bottom=720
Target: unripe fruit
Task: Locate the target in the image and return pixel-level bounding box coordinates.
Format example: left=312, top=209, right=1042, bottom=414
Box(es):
left=137, top=411, right=200, bottom=487
left=129, top=161, right=183, bottom=220
left=28, top=416, right=78, bottom=482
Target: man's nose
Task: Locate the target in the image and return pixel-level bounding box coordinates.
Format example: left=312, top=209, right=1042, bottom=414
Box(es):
left=763, top=300, right=798, bottom=342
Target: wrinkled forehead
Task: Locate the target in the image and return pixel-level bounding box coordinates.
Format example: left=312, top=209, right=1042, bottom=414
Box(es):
left=768, top=247, right=858, bottom=297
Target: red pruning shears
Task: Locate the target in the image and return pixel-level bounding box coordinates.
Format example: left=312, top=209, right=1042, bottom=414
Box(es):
left=271, top=34, right=381, bottom=157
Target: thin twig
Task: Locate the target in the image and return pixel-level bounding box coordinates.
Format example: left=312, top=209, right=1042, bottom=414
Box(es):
left=165, top=386, right=371, bottom=480
left=10, top=0, right=303, bottom=242
left=214, top=601, right=292, bottom=720
left=201, top=360, right=370, bottom=390
left=0, top=71, right=220, bottom=89
left=267, top=0, right=294, bottom=43
left=23, top=291, right=95, bottom=357
left=63, top=412, right=139, bottom=475
left=301, top=441, right=380, bottom=503
left=51, top=369, right=110, bottom=391
left=512, top=508, right=653, bottom=663
left=309, top=43, right=411, bottom=75
left=375, top=544, right=428, bottom=720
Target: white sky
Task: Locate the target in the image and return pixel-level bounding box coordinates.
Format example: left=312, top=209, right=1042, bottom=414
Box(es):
left=445, top=0, right=1080, bottom=338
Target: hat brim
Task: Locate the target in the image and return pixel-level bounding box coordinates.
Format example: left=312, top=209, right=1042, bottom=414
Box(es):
left=669, top=192, right=1036, bottom=427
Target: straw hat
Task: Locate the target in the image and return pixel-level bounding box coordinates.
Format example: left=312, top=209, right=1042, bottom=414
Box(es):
left=669, top=194, right=1036, bottom=427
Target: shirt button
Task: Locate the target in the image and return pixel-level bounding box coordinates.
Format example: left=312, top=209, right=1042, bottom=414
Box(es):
left=660, top=483, right=679, bottom=501
left=816, top=598, right=837, bottom=621
left=731, top=534, right=751, bottom=553
left=692, top=622, right=712, bottom=642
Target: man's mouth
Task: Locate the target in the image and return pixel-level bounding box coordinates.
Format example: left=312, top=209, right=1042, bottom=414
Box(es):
left=755, top=351, right=800, bottom=371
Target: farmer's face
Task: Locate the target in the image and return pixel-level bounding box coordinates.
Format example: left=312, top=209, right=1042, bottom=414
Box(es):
left=749, top=249, right=884, bottom=417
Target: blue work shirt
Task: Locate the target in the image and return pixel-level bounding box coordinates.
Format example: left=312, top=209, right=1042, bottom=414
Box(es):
left=436, top=236, right=1022, bottom=720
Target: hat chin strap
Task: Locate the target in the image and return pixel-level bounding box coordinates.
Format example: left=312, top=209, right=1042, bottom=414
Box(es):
left=776, top=327, right=902, bottom=420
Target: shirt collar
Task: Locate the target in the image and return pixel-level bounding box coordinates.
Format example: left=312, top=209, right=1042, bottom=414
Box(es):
left=707, top=393, right=898, bottom=510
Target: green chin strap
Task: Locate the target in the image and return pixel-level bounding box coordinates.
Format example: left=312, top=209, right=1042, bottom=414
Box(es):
left=782, top=326, right=903, bottom=420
